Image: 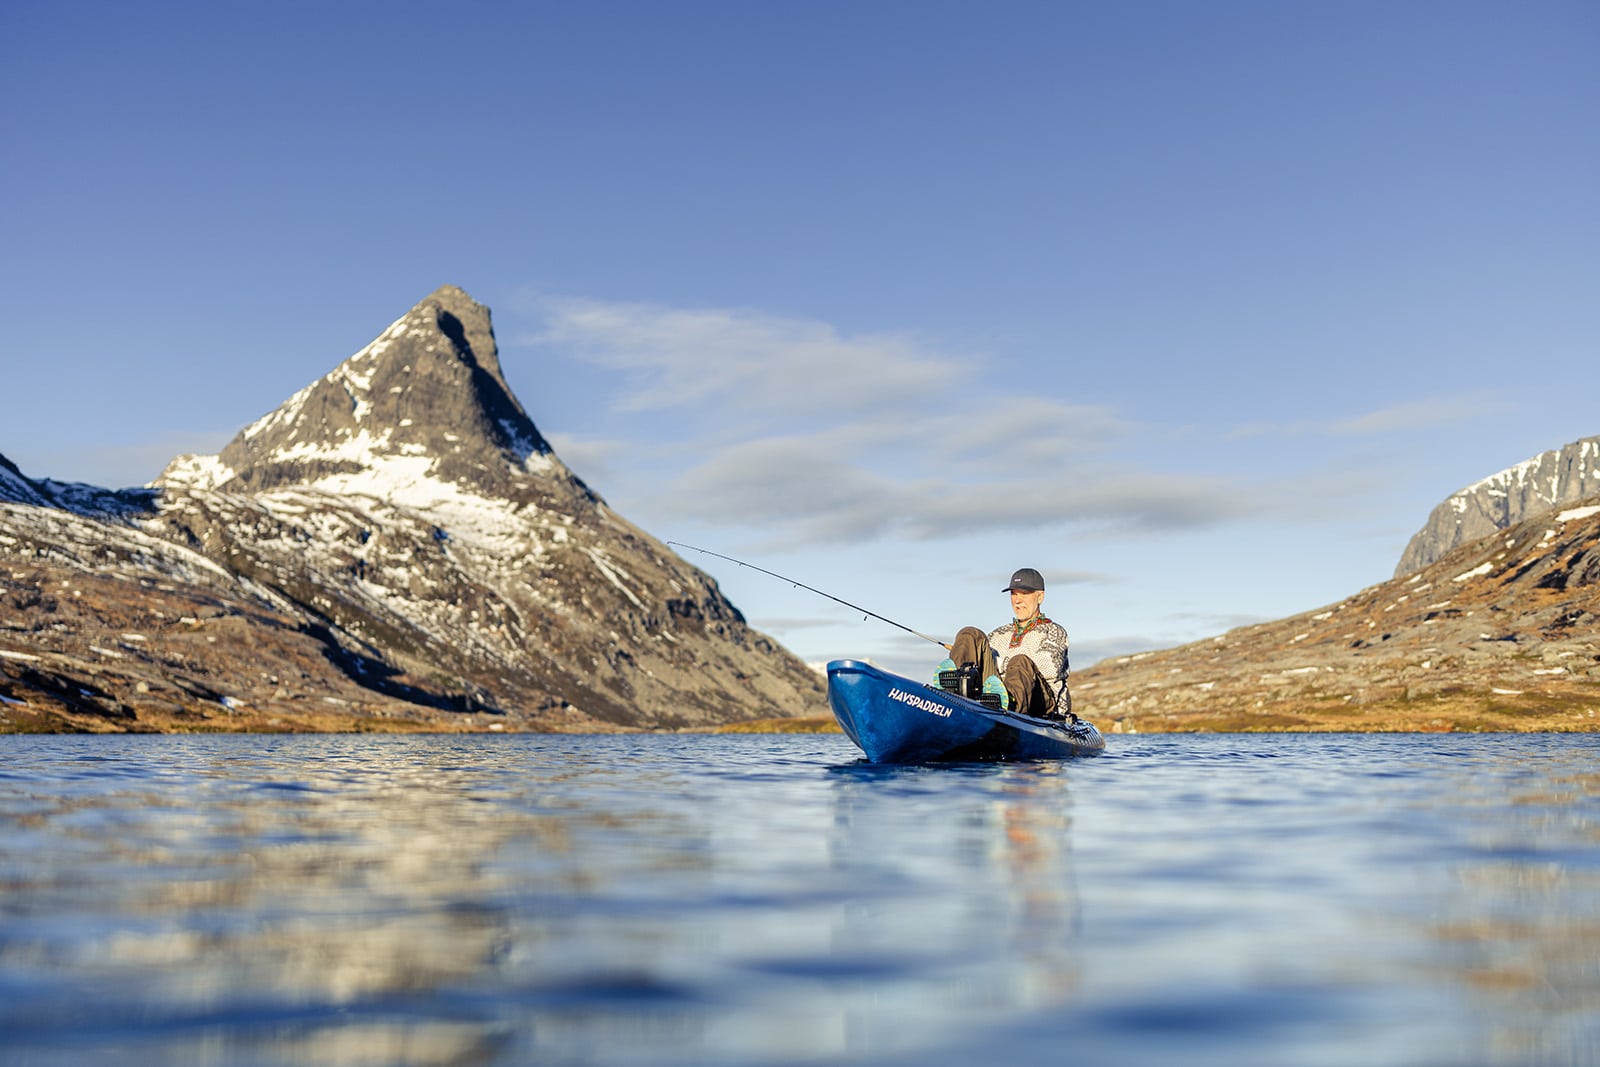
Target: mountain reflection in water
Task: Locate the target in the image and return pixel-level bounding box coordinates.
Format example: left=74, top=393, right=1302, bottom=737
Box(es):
left=0, top=733, right=1595, bottom=1066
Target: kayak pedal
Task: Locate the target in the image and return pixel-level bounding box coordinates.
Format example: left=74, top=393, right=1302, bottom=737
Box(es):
left=939, top=667, right=1004, bottom=710
left=938, top=666, right=982, bottom=700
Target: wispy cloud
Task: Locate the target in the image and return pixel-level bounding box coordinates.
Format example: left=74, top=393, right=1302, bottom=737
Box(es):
left=543, top=432, right=631, bottom=485
left=523, top=294, right=1262, bottom=544
left=1328, top=394, right=1505, bottom=435
left=1229, top=392, right=1505, bottom=439
left=527, top=296, right=959, bottom=415
left=658, top=435, right=1257, bottom=546
left=1161, top=610, right=1276, bottom=633
left=1043, top=568, right=1121, bottom=586
left=528, top=294, right=1127, bottom=450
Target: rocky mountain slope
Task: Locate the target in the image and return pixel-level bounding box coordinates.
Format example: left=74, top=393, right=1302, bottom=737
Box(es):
left=1076, top=496, right=1600, bottom=733
left=1396, top=435, right=1600, bottom=576
left=1, top=286, right=824, bottom=734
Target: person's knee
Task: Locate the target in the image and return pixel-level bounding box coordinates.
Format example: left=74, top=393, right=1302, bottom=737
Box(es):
left=952, top=627, right=988, bottom=665
left=1004, top=658, right=1036, bottom=686
left=1003, top=659, right=1050, bottom=714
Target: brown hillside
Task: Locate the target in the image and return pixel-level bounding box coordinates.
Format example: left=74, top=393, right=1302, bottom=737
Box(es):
left=0, top=559, right=555, bottom=734
left=1074, top=498, right=1600, bottom=734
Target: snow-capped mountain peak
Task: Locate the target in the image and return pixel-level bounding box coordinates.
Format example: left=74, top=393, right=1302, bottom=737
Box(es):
left=157, top=286, right=570, bottom=503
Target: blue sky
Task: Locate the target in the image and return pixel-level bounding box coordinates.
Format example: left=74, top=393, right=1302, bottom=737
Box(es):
left=4, top=1, right=1596, bottom=675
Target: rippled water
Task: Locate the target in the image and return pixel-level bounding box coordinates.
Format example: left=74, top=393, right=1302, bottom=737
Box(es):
left=1, top=732, right=1596, bottom=1066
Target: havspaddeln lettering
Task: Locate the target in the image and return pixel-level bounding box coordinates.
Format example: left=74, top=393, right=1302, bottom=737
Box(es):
left=887, top=688, right=953, bottom=718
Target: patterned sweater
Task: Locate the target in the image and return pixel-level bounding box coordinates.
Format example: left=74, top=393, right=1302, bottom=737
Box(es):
left=986, top=615, right=1070, bottom=693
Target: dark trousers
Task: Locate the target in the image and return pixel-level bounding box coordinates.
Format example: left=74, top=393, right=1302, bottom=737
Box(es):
left=950, top=626, right=1058, bottom=718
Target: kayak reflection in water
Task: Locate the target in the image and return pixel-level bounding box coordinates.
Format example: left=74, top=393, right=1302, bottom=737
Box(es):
left=936, top=567, right=1072, bottom=720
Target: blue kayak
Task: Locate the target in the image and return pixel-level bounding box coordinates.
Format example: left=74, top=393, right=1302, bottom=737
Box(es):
left=827, top=659, right=1106, bottom=763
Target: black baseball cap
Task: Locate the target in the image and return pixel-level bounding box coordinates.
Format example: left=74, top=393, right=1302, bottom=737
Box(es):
left=1003, top=568, right=1045, bottom=593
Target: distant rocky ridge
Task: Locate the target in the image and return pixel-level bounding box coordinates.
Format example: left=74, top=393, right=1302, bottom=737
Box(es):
left=0, top=286, right=823, bottom=734
left=0, top=453, right=149, bottom=515
left=1395, top=436, right=1600, bottom=576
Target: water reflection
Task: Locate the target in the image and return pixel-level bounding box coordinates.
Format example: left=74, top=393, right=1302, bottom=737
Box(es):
left=0, top=734, right=1597, bottom=1066
left=1058, top=734, right=1600, bottom=1067
left=812, top=760, right=1083, bottom=1058
left=1424, top=761, right=1600, bottom=1065
left=5, top=742, right=541, bottom=1064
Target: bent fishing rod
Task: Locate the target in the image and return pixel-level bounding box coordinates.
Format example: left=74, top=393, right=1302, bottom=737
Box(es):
left=666, top=542, right=950, bottom=650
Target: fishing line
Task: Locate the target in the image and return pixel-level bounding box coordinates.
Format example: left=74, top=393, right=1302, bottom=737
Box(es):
left=666, top=542, right=950, bottom=649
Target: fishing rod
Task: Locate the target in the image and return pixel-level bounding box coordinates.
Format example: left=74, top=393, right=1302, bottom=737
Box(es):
left=666, top=542, right=950, bottom=649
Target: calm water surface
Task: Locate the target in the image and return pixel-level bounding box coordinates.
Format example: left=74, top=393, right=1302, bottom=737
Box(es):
left=1, top=732, right=1596, bottom=1066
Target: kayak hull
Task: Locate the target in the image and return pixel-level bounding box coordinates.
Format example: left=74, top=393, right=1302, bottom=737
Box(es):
left=826, top=659, right=1105, bottom=763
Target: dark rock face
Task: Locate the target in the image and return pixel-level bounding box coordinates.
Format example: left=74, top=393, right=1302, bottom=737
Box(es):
left=1396, top=436, right=1600, bottom=577
left=1, top=287, right=824, bottom=734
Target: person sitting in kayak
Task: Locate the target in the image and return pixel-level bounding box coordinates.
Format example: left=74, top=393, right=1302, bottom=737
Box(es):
left=936, top=567, right=1071, bottom=719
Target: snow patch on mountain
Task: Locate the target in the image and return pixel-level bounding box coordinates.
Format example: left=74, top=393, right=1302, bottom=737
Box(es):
left=158, top=453, right=236, bottom=491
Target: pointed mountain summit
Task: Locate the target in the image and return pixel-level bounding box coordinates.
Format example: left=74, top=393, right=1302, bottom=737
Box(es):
left=159, top=286, right=577, bottom=504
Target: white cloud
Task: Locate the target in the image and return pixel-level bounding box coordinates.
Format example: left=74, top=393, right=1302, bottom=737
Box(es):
left=655, top=435, right=1257, bottom=546
left=1329, top=394, right=1504, bottom=435
left=1161, top=610, right=1276, bottom=633
left=544, top=432, right=630, bottom=485
left=1229, top=392, right=1505, bottom=439
left=524, top=294, right=1262, bottom=546
left=913, top=400, right=1132, bottom=468
left=529, top=295, right=1130, bottom=459
left=1043, top=568, right=1120, bottom=586
left=527, top=295, right=959, bottom=416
